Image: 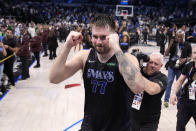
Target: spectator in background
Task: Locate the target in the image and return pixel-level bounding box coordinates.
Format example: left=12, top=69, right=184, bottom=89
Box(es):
left=164, top=31, right=192, bottom=108
left=114, top=19, right=119, bottom=33
left=166, top=24, right=178, bottom=45
left=170, top=45, right=196, bottom=131
left=30, top=29, right=42, bottom=68
left=158, top=25, right=166, bottom=55
left=119, top=20, right=128, bottom=34
left=0, top=42, right=7, bottom=93
left=14, top=23, right=20, bottom=38
left=82, top=29, right=93, bottom=49
left=3, top=27, right=17, bottom=87
left=0, top=24, right=6, bottom=42
left=0, top=31, right=4, bottom=42
left=42, top=25, right=49, bottom=57
left=16, top=28, right=30, bottom=80
left=177, top=25, right=186, bottom=42
left=156, top=25, right=161, bottom=46
left=142, top=26, right=149, bottom=44
left=120, top=32, right=130, bottom=53
left=58, top=24, right=67, bottom=43
left=48, top=28, right=58, bottom=60
left=186, top=25, right=196, bottom=42
left=136, top=27, right=142, bottom=45
left=28, top=22, right=36, bottom=38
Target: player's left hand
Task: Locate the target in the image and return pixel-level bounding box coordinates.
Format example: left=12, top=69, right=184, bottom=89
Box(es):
left=107, top=33, right=121, bottom=51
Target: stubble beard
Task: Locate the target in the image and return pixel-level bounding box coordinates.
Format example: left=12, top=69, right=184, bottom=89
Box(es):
left=95, top=46, right=110, bottom=55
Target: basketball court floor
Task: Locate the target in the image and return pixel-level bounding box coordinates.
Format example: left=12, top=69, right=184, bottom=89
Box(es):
left=0, top=41, right=195, bottom=131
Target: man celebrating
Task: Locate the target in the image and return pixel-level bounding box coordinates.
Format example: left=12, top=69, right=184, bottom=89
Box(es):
left=128, top=52, right=168, bottom=131
left=50, top=14, right=164, bottom=130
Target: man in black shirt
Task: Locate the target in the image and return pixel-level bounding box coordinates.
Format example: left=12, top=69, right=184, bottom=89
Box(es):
left=158, top=27, right=166, bottom=55
left=164, top=31, right=192, bottom=108
left=49, top=14, right=166, bottom=131
left=129, top=52, right=168, bottom=131
left=170, top=45, right=196, bottom=131
left=0, top=42, right=7, bottom=93
left=3, top=27, right=17, bottom=87
left=142, top=27, right=149, bottom=44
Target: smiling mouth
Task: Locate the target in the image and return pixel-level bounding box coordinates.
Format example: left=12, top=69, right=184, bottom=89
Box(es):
left=97, top=46, right=104, bottom=48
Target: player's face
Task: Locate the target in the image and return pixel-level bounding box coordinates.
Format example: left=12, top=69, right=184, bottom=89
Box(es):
left=91, top=25, right=112, bottom=54
left=146, top=54, right=162, bottom=75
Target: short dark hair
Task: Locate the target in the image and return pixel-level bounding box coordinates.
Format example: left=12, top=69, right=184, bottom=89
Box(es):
left=6, top=26, right=13, bottom=32
left=90, top=14, right=115, bottom=32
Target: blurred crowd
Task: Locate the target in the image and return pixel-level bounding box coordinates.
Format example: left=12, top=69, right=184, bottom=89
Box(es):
left=0, top=1, right=196, bottom=130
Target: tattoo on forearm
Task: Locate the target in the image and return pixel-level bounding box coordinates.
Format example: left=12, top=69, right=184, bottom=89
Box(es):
left=115, top=51, right=138, bottom=81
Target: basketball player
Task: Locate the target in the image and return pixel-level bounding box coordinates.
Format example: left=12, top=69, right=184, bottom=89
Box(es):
left=50, top=14, right=163, bottom=130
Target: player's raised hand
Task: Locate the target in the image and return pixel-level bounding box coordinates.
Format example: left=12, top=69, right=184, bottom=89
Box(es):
left=65, top=31, right=83, bottom=48
left=107, top=33, right=120, bottom=52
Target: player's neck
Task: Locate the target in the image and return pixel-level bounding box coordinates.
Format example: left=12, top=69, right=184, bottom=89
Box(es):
left=97, top=50, right=114, bottom=63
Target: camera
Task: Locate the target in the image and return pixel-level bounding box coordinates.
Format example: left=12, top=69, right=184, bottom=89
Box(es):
left=131, top=49, right=150, bottom=67
left=170, top=55, right=181, bottom=69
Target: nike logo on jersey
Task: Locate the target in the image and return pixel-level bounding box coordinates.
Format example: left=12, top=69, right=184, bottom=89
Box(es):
left=88, top=60, right=95, bottom=63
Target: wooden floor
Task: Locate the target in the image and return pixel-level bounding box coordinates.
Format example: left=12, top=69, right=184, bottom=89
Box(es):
left=0, top=42, right=195, bottom=131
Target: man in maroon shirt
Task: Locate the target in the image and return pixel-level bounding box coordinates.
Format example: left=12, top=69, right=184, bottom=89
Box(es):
left=16, top=28, right=31, bottom=80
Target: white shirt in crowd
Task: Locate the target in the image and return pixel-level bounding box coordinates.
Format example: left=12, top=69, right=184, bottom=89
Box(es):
left=28, top=26, right=36, bottom=38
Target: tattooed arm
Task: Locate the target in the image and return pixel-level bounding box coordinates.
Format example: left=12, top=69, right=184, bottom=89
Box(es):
left=108, top=34, right=159, bottom=94
left=115, top=51, right=145, bottom=93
